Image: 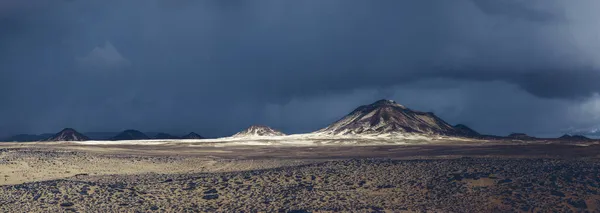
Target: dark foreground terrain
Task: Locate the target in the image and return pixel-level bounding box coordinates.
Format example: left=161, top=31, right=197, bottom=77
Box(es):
left=1, top=143, right=600, bottom=212
left=2, top=158, right=600, bottom=212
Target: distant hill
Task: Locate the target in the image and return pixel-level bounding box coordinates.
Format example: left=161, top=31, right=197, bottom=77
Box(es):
left=110, top=130, right=150, bottom=141
left=232, top=125, right=286, bottom=137
left=4, top=131, right=190, bottom=142
left=181, top=132, right=204, bottom=139
left=507, top=133, right=536, bottom=140
left=46, top=128, right=90, bottom=141
left=558, top=134, right=591, bottom=141
left=3, top=133, right=54, bottom=142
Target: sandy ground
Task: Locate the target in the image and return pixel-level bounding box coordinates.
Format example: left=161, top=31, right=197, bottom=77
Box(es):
left=1, top=142, right=600, bottom=212
left=1, top=157, right=599, bottom=212
left=1, top=142, right=600, bottom=186
left=0, top=147, right=313, bottom=186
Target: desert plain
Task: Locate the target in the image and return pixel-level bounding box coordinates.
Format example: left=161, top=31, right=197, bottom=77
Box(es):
left=1, top=141, right=600, bottom=212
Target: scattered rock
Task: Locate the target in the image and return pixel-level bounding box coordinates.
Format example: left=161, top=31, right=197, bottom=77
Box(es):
left=202, top=194, right=219, bottom=200
left=60, top=202, right=74, bottom=207
left=204, top=188, right=218, bottom=194
left=550, top=190, right=565, bottom=197
left=568, top=199, right=588, bottom=209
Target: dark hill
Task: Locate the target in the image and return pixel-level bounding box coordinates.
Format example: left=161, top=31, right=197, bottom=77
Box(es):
left=181, top=132, right=205, bottom=139
left=46, top=128, right=90, bottom=141
left=111, top=130, right=150, bottom=141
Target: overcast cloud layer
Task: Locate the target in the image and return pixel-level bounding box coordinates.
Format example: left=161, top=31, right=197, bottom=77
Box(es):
left=2, top=0, right=600, bottom=137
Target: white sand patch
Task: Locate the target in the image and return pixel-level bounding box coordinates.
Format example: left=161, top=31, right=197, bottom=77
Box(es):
left=20, top=133, right=483, bottom=146
left=72, top=140, right=171, bottom=145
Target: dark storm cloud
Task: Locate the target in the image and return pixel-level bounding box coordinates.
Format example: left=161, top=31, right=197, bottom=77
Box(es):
left=427, top=68, right=600, bottom=99
left=1, top=0, right=599, bottom=137
left=470, top=0, right=563, bottom=22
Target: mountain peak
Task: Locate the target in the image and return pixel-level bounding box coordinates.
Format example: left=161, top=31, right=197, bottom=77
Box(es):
left=46, top=128, right=90, bottom=141
left=232, top=125, right=286, bottom=137
left=373, top=99, right=397, bottom=104
left=371, top=99, right=407, bottom=108
left=317, top=100, right=469, bottom=137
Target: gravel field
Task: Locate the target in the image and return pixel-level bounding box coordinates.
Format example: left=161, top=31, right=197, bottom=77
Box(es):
left=1, top=143, right=599, bottom=212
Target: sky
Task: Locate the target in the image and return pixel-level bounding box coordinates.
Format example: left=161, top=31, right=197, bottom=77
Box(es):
left=2, top=0, right=600, bottom=138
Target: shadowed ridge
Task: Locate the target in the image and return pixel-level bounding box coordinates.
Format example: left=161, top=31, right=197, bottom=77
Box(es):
left=110, top=130, right=150, bottom=141
left=454, top=124, right=481, bottom=137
